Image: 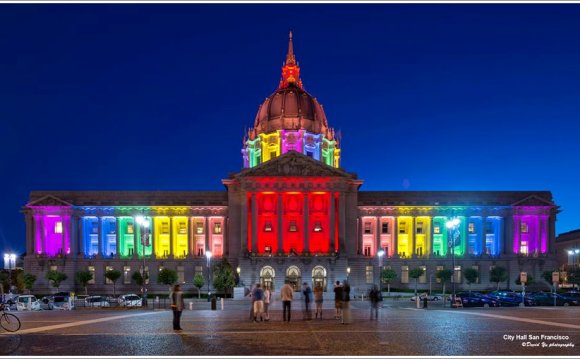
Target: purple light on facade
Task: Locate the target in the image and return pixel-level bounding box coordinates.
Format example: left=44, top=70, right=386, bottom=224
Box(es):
left=513, top=211, right=548, bottom=254
left=29, top=206, right=71, bottom=257
left=541, top=215, right=548, bottom=254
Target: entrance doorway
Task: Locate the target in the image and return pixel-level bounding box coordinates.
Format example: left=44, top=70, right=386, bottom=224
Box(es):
left=312, top=265, right=327, bottom=292
left=260, top=266, right=276, bottom=290
left=285, top=265, right=302, bottom=292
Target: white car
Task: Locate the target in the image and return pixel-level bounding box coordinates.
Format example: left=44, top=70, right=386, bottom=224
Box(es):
left=85, top=296, right=110, bottom=308
left=410, top=294, right=443, bottom=301
left=118, top=294, right=142, bottom=307
left=16, top=295, right=41, bottom=311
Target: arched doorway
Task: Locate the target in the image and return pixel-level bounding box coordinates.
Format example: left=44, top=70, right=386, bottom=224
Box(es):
left=312, top=265, right=327, bottom=292
left=260, top=266, right=276, bottom=290
left=286, top=265, right=302, bottom=292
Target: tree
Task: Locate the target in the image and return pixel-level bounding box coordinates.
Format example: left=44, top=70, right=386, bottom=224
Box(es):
left=380, top=268, right=397, bottom=296
left=21, top=273, right=37, bottom=294
left=489, top=266, right=508, bottom=290
left=464, top=268, right=479, bottom=294
left=212, top=258, right=236, bottom=297
left=409, top=267, right=425, bottom=297
left=75, top=270, right=94, bottom=295
left=105, top=269, right=122, bottom=296
left=436, top=269, right=453, bottom=305
left=193, top=273, right=205, bottom=299
left=158, top=268, right=178, bottom=287
left=46, top=270, right=68, bottom=291
left=132, top=271, right=148, bottom=287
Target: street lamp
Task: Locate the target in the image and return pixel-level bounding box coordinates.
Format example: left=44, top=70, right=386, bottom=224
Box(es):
left=377, top=249, right=385, bottom=288
left=205, top=251, right=213, bottom=301
left=3, top=253, right=16, bottom=294
left=346, top=267, right=351, bottom=280
left=135, top=216, right=150, bottom=306
left=446, top=217, right=460, bottom=308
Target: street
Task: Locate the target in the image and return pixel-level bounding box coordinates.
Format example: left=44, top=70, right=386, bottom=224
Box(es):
left=0, top=300, right=578, bottom=356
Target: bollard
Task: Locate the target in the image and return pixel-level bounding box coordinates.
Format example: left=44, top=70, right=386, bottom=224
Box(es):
left=211, top=296, right=217, bottom=310
left=423, top=296, right=428, bottom=309
left=189, top=301, right=193, bottom=310
left=221, top=297, right=224, bottom=310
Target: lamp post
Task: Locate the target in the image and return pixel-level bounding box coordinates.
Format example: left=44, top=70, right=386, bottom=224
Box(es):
left=377, top=250, right=385, bottom=288
left=205, top=251, right=213, bottom=301
left=135, top=216, right=150, bottom=306
left=3, top=253, right=16, bottom=294
left=236, top=266, right=241, bottom=287
left=446, top=217, right=460, bottom=308
left=346, top=267, right=351, bottom=281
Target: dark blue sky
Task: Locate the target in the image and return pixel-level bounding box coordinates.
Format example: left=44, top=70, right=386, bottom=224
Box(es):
left=1, top=4, right=580, bottom=255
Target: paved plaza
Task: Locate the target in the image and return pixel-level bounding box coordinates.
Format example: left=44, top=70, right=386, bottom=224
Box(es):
left=0, top=299, right=578, bottom=356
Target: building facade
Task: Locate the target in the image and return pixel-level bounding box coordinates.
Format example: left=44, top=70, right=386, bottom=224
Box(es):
left=23, top=34, right=560, bottom=295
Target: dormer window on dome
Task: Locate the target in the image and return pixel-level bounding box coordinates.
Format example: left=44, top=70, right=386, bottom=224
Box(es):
left=241, top=32, right=341, bottom=169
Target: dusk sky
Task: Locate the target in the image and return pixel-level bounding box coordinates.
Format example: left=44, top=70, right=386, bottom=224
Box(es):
left=1, top=4, right=580, bottom=255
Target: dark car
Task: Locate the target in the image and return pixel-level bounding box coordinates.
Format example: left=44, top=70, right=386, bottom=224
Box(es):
left=529, top=292, right=574, bottom=306
left=456, top=291, right=500, bottom=307
left=560, top=291, right=580, bottom=306
left=488, top=290, right=535, bottom=307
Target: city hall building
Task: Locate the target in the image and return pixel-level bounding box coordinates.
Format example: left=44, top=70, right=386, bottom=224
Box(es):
left=23, top=34, right=560, bottom=295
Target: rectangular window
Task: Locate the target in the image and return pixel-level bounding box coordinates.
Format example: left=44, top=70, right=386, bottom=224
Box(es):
left=419, top=266, right=427, bottom=284
left=123, top=266, right=131, bottom=284
left=264, top=221, right=272, bottom=232
left=161, top=222, right=169, bottom=234
left=363, top=245, right=371, bottom=256
left=454, top=265, right=462, bottom=284
left=381, top=222, right=389, bottom=234
left=289, top=220, right=297, bottom=232
left=196, top=222, right=204, bottom=234
left=195, top=265, right=203, bottom=274
left=105, top=266, right=113, bottom=284
left=485, top=221, right=493, bottom=234
left=401, top=266, right=409, bottom=284
left=416, top=222, right=423, bottom=234
left=88, top=266, right=95, bottom=285
left=127, top=223, right=134, bottom=234
left=434, top=225, right=441, bottom=234
left=521, top=222, right=529, bottom=233
left=468, top=223, right=475, bottom=234
left=364, top=222, right=371, bottom=234
left=264, top=245, right=272, bottom=254
left=50, top=265, right=57, bottom=272
left=196, top=244, right=204, bottom=256
left=178, top=222, right=187, bottom=235
left=399, top=221, right=407, bottom=234
left=55, top=221, right=63, bottom=234
left=270, top=151, right=277, bottom=159
left=472, top=265, right=480, bottom=284
left=177, top=265, right=185, bottom=284
left=306, top=151, right=313, bottom=158
left=213, top=222, right=222, bottom=234
left=91, top=222, right=99, bottom=234
left=366, top=266, right=374, bottom=284
left=436, top=266, right=444, bottom=283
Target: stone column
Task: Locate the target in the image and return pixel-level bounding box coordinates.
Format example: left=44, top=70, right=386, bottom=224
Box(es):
left=115, top=218, right=120, bottom=259
left=393, top=218, right=399, bottom=259
left=329, top=192, right=335, bottom=253
left=25, top=213, right=34, bottom=255
left=277, top=192, right=283, bottom=253
left=251, top=192, right=258, bottom=253
left=168, top=216, right=174, bottom=259
left=481, top=216, right=487, bottom=256
left=376, top=216, right=381, bottom=256
left=189, top=217, right=195, bottom=259
left=69, top=214, right=78, bottom=258
left=205, top=216, right=210, bottom=254
left=97, top=217, right=103, bottom=258
left=339, top=193, right=346, bottom=253
left=241, top=194, right=248, bottom=254
left=303, top=192, right=310, bottom=253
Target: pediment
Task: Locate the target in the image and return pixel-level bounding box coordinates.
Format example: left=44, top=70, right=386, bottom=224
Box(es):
left=27, top=195, right=73, bottom=207
left=235, top=151, right=353, bottom=178
left=511, top=195, right=553, bottom=207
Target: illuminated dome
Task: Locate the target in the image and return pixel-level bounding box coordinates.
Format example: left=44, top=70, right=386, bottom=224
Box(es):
left=242, top=32, right=341, bottom=169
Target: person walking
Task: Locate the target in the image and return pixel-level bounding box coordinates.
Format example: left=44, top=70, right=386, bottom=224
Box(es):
left=341, top=280, right=352, bottom=324
left=252, top=283, right=265, bottom=322
left=170, top=284, right=185, bottom=331
left=280, top=280, right=294, bottom=322
left=263, top=285, right=272, bottom=321
left=314, top=283, right=324, bottom=320
left=369, top=284, right=381, bottom=320
left=333, top=280, right=343, bottom=320
left=302, top=282, right=312, bottom=320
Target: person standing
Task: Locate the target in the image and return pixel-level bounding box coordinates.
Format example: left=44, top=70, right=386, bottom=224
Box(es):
left=302, top=282, right=312, bottom=320
left=369, top=284, right=380, bottom=320
left=252, top=283, right=265, bottom=322
left=333, top=280, right=343, bottom=320
left=280, top=280, right=294, bottom=322
left=314, top=283, right=324, bottom=320
left=263, top=285, right=272, bottom=321
left=248, top=284, right=255, bottom=321
left=341, top=280, right=351, bottom=324
left=170, top=284, right=185, bottom=331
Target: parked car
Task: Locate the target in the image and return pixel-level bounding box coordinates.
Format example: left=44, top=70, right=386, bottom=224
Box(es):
left=118, top=294, right=142, bottom=307
left=455, top=292, right=500, bottom=307
left=560, top=291, right=580, bottom=306
left=528, top=292, right=576, bottom=306
left=85, top=296, right=111, bottom=308
left=488, top=291, right=535, bottom=307
left=410, top=294, right=443, bottom=301
left=40, top=295, right=74, bottom=310
left=16, top=295, right=41, bottom=311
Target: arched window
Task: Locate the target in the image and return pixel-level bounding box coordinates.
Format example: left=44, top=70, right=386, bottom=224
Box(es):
left=312, top=265, right=327, bottom=292
left=260, top=266, right=276, bottom=290
left=286, top=265, right=302, bottom=291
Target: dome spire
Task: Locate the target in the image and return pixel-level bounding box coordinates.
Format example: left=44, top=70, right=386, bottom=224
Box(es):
left=279, top=31, right=303, bottom=89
